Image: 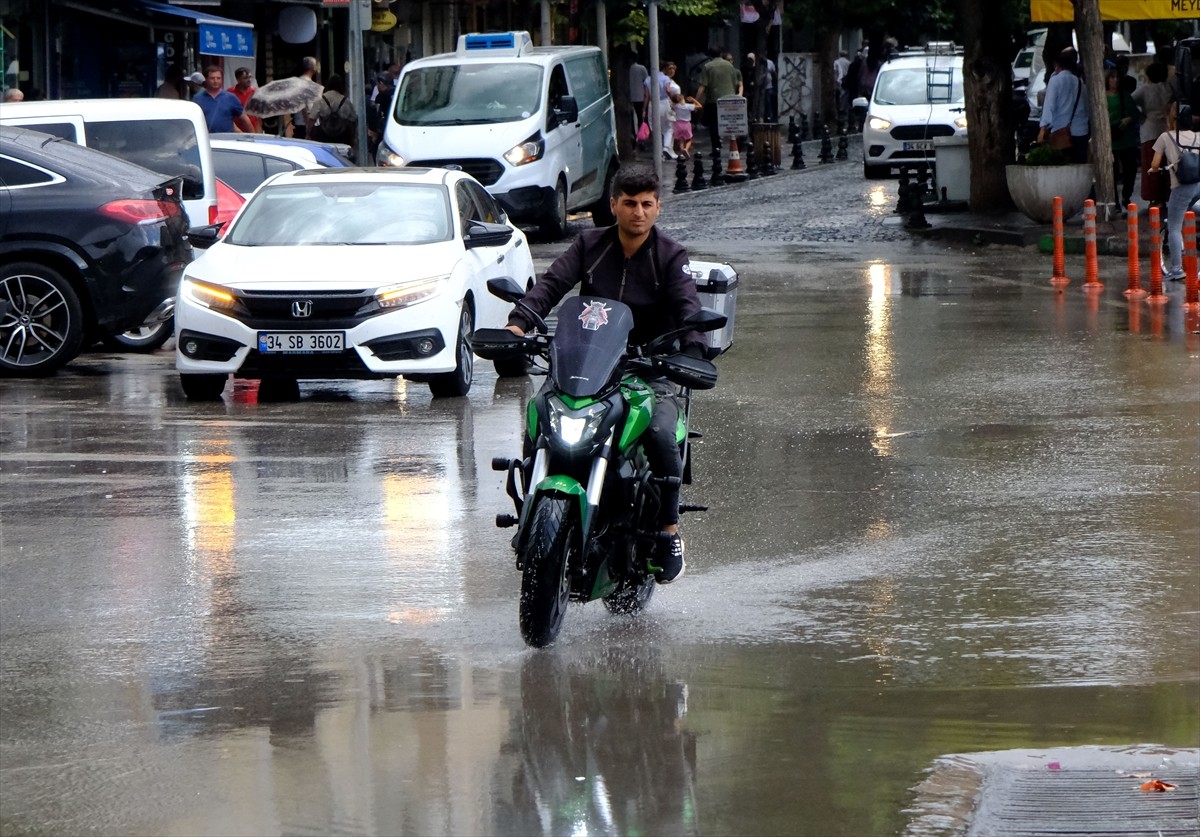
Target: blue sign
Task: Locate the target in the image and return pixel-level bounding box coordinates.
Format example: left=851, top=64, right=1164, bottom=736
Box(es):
left=200, top=23, right=255, bottom=58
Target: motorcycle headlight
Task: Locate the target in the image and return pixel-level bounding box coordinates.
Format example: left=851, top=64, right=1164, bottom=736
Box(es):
left=181, top=277, right=237, bottom=312
left=504, top=135, right=545, bottom=167
left=547, top=397, right=607, bottom=447
left=868, top=116, right=892, bottom=132
left=375, top=276, right=446, bottom=310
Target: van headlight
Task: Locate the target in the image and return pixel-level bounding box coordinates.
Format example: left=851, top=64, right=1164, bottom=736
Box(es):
left=868, top=116, right=892, bottom=132
left=375, top=276, right=445, bottom=310
left=378, top=143, right=405, bottom=167
left=547, top=397, right=607, bottom=447
left=181, top=277, right=238, bottom=312
left=954, top=114, right=968, bottom=130
left=504, top=134, right=545, bottom=167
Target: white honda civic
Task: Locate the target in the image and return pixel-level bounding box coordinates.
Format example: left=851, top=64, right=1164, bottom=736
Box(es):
left=175, top=167, right=535, bottom=400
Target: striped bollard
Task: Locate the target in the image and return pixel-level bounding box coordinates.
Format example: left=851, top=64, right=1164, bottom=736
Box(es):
left=1147, top=206, right=1168, bottom=304
left=1050, top=195, right=1069, bottom=287
left=1082, top=199, right=1102, bottom=290
left=1185, top=211, right=1200, bottom=312
left=1124, top=204, right=1146, bottom=298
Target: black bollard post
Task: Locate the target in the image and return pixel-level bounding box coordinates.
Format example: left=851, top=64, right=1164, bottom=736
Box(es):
left=903, top=165, right=931, bottom=229
left=799, top=113, right=809, bottom=142
left=709, top=143, right=724, bottom=186
left=691, top=151, right=708, bottom=190
left=896, top=165, right=912, bottom=214
left=762, top=140, right=776, bottom=176
left=836, top=120, right=849, bottom=161
left=818, top=124, right=834, bottom=163
left=787, top=115, right=798, bottom=145
left=745, top=137, right=757, bottom=181
left=791, top=134, right=806, bottom=170
left=673, top=154, right=690, bottom=193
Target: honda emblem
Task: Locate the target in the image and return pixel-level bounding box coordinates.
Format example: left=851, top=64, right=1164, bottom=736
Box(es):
left=291, top=300, right=313, bottom=318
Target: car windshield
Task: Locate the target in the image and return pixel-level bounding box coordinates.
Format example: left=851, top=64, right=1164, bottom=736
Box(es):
left=226, top=181, right=453, bottom=246
left=874, top=66, right=964, bottom=105
left=394, top=63, right=543, bottom=126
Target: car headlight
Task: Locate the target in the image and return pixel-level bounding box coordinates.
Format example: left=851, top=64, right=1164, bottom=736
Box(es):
left=954, top=115, right=968, bottom=130
left=547, top=397, right=607, bottom=447
left=868, top=116, right=892, bottom=132
left=375, top=276, right=445, bottom=310
left=181, top=277, right=237, bottom=312
left=377, top=143, right=405, bottom=167
left=504, top=135, right=545, bottom=167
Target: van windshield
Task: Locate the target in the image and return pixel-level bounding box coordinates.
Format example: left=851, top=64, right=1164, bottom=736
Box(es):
left=394, top=63, right=543, bottom=126
left=873, top=67, right=964, bottom=106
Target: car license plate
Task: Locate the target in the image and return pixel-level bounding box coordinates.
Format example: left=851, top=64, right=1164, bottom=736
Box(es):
left=903, top=140, right=935, bottom=151
left=257, top=331, right=345, bottom=353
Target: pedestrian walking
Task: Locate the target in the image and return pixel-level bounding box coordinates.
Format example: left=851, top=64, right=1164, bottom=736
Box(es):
left=1149, top=106, right=1200, bottom=281
left=284, top=56, right=320, bottom=139
left=1133, top=60, right=1173, bottom=209
left=644, top=61, right=680, bottom=160
left=695, top=47, right=742, bottom=157
left=1037, top=48, right=1089, bottom=165
left=1106, top=67, right=1141, bottom=209
left=226, top=67, right=261, bottom=133
left=193, top=66, right=253, bottom=134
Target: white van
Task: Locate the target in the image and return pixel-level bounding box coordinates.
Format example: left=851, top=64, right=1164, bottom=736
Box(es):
left=379, top=31, right=619, bottom=238
left=0, top=98, right=217, bottom=228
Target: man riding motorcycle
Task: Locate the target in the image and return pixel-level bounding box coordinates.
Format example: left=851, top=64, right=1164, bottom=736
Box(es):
left=504, top=165, right=702, bottom=583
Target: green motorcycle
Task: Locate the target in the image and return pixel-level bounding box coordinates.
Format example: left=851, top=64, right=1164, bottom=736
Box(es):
left=474, top=278, right=726, bottom=647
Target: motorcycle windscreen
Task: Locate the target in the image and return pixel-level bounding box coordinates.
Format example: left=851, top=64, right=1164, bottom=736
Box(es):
left=550, top=297, right=635, bottom=398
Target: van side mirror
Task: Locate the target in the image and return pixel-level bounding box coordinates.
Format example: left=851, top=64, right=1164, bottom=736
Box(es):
left=554, top=95, right=579, bottom=124
left=852, top=96, right=869, bottom=110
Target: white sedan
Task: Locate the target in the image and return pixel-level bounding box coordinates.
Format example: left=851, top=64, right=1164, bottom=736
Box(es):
left=175, top=167, right=535, bottom=400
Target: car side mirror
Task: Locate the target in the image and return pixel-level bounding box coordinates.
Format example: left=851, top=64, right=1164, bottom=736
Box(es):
left=187, top=224, right=223, bottom=249
left=555, top=95, right=579, bottom=124
left=852, top=96, right=869, bottom=109
left=464, top=220, right=514, bottom=250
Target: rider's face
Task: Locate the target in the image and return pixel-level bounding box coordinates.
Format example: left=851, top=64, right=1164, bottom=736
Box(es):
left=611, top=190, right=660, bottom=237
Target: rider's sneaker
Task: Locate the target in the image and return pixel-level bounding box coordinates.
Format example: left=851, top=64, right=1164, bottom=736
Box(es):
left=653, top=532, right=686, bottom=584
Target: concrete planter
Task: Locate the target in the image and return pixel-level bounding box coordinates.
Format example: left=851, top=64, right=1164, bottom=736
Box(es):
left=1005, top=164, right=1094, bottom=224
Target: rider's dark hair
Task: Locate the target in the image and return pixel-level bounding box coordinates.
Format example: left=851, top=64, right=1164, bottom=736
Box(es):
left=611, top=165, right=659, bottom=198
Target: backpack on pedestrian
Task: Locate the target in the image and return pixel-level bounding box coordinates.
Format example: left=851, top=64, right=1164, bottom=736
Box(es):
left=313, top=94, right=353, bottom=143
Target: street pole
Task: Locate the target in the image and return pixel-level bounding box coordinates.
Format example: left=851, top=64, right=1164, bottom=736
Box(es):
left=541, top=0, right=552, bottom=45
left=648, top=0, right=662, bottom=184
left=349, top=0, right=368, bottom=163
left=596, top=0, right=607, bottom=57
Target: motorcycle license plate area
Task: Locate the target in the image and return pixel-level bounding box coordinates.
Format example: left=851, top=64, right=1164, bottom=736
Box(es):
left=903, top=140, right=934, bottom=152
left=257, top=331, right=346, bottom=353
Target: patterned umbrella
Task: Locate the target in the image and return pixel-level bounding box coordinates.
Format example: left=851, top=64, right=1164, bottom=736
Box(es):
left=245, top=77, right=323, bottom=118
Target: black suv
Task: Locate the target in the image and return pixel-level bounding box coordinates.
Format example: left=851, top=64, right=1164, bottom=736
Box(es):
left=0, top=126, right=192, bottom=375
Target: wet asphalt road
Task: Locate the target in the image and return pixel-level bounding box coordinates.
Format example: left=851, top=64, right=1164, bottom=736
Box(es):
left=2, top=160, right=1199, bottom=836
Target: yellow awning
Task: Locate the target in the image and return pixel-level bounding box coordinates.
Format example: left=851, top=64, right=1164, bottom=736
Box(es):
left=1031, top=0, right=1200, bottom=21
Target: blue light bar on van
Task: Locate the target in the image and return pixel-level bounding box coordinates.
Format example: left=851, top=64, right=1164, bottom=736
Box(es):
left=464, top=33, right=514, bottom=50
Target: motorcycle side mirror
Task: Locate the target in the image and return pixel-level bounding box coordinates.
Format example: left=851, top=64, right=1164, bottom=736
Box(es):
left=486, top=277, right=549, bottom=335
left=685, top=308, right=727, bottom=334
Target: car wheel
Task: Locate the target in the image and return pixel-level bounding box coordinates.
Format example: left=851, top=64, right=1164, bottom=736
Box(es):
left=589, top=162, right=618, bottom=227
left=429, top=304, right=473, bottom=398
left=539, top=179, right=569, bottom=240
left=0, top=262, right=85, bottom=377
left=180, top=373, right=228, bottom=401
left=863, top=163, right=890, bottom=179
left=103, top=315, right=173, bottom=353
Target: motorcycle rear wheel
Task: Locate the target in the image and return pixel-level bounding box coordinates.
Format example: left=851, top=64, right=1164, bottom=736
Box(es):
left=602, top=574, right=655, bottom=614
left=519, top=496, right=577, bottom=647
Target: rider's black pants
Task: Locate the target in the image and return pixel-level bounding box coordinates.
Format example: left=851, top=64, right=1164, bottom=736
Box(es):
left=645, top=379, right=683, bottom=526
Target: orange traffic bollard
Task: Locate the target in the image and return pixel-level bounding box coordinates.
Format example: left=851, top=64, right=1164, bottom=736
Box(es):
left=1147, top=206, right=1168, bottom=304
left=1082, top=199, right=1102, bottom=290
left=1185, top=210, right=1200, bottom=311
left=1050, top=195, right=1069, bottom=287
left=1124, top=204, right=1146, bottom=297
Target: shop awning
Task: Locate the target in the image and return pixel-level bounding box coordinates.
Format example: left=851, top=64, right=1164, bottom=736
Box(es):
left=1031, top=0, right=1200, bottom=22
left=135, top=0, right=255, bottom=58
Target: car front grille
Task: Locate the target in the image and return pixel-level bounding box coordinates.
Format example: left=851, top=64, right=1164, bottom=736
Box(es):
left=412, top=158, right=504, bottom=186
left=231, top=289, right=377, bottom=329
left=890, top=124, right=956, bottom=140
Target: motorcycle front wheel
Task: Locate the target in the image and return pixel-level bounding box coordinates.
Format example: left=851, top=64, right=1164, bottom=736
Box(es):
left=519, top=496, right=577, bottom=648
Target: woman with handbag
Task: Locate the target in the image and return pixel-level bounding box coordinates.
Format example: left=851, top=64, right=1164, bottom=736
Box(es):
left=1037, top=48, right=1089, bottom=164
left=1149, top=105, right=1200, bottom=282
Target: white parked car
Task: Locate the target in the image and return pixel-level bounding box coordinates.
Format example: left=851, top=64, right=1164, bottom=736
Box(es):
left=856, top=47, right=967, bottom=179
left=175, top=167, right=535, bottom=400
left=209, top=135, right=351, bottom=199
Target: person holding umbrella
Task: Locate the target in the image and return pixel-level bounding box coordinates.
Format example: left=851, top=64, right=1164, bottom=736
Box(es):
left=284, top=57, right=321, bottom=139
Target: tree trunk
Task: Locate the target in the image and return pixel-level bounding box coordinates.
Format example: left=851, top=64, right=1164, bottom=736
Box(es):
left=817, top=28, right=838, bottom=130
left=1074, top=0, right=1115, bottom=220
left=961, top=0, right=1014, bottom=211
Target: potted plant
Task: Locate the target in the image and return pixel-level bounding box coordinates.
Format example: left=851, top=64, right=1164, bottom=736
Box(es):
left=1005, top=144, right=1094, bottom=223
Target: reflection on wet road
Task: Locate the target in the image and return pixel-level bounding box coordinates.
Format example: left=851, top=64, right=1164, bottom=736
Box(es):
left=1, top=248, right=1197, bottom=836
